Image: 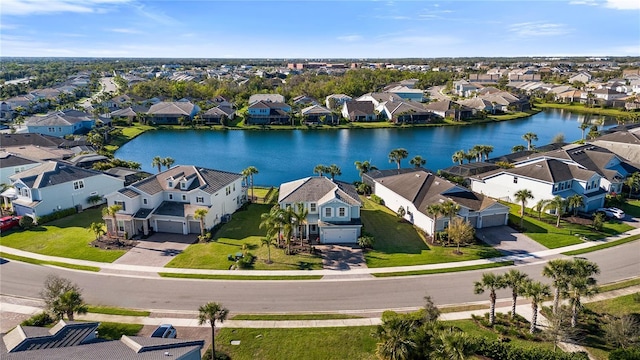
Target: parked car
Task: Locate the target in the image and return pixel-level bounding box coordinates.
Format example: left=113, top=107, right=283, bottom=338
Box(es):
left=151, top=324, right=177, bottom=339
left=595, top=207, right=625, bottom=220
left=0, top=216, right=21, bottom=232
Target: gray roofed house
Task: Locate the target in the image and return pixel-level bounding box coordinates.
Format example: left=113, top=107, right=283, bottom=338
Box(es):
left=341, top=100, right=376, bottom=122
left=147, top=101, right=199, bottom=124
left=379, top=100, right=435, bottom=124
left=0, top=133, right=65, bottom=147
left=0, top=152, right=41, bottom=185
left=25, top=110, right=95, bottom=138
left=201, top=106, right=235, bottom=124
left=356, top=92, right=403, bottom=107
left=248, top=93, right=285, bottom=105
left=2, top=320, right=99, bottom=354
left=325, top=94, right=352, bottom=109
left=591, top=126, right=640, bottom=163
left=424, top=100, right=473, bottom=120
left=246, top=100, right=291, bottom=125
left=278, top=176, right=362, bottom=244
left=300, top=104, right=338, bottom=125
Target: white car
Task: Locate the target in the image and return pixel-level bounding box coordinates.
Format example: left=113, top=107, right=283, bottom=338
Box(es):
left=596, top=207, right=625, bottom=220
left=151, top=324, right=177, bottom=339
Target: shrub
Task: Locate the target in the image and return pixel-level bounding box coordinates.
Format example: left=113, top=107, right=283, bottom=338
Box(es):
left=21, top=312, right=55, bottom=327
left=370, top=194, right=384, bottom=205
left=633, top=292, right=640, bottom=303
left=236, top=252, right=255, bottom=269
left=37, top=208, right=77, bottom=224
left=19, top=216, right=34, bottom=229
left=472, top=337, right=589, bottom=360
left=357, top=235, right=374, bottom=249
left=202, top=348, right=231, bottom=360
left=609, top=347, right=640, bottom=360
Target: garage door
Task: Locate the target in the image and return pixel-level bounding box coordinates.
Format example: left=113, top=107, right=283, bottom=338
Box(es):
left=188, top=221, right=201, bottom=234
left=321, top=228, right=357, bottom=244
left=467, top=216, right=478, bottom=228
left=480, top=214, right=506, bottom=228
left=156, top=220, right=183, bottom=234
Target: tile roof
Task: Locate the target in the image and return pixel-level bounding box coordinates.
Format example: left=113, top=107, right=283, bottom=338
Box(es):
left=278, top=177, right=361, bottom=206
left=130, top=165, right=242, bottom=195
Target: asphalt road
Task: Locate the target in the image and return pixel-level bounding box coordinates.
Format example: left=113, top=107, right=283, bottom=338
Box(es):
left=1, top=242, right=638, bottom=313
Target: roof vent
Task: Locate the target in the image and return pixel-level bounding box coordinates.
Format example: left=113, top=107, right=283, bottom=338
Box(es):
left=415, top=174, right=420, bottom=177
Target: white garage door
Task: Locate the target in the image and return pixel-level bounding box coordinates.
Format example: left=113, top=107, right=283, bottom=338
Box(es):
left=321, top=228, right=357, bottom=244
left=188, top=221, right=201, bottom=234
left=156, top=220, right=183, bottom=234
left=481, top=214, right=506, bottom=228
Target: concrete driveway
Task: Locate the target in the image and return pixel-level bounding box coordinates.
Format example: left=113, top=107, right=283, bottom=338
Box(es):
left=475, top=226, right=547, bottom=258
left=111, top=233, right=198, bottom=267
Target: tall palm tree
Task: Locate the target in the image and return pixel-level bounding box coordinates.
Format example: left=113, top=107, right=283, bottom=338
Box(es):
left=328, top=164, right=342, bottom=180
left=388, top=148, right=409, bottom=169
left=567, top=194, right=584, bottom=216
left=313, top=164, right=329, bottom=177
left=261, top=237, right=276, bottom=264
left=522, top=280, right=551, bottom=334
left=440, top=201, right=460, bottom=245
left=102, top=204, right=122, bottom=238
left=565, top=258, right=600, bottom=327
left=447, top=217, right=474, bottom=254
left=473, top=272, right=504, bottom=326
left=534, top=199, right=548, bottom=220
left=545, top=195, right=566, bottom=227
left=293, top=202, right=308, bottom=247
left=624, top=172, right=640, bottom=199
left=242, top=166, right=259, bottom=202
left=451, top=150, right=465, bottom=165
left=409, top=155, right=426, bottom=168
left=162, top=157, right=175, bottom=170
left=501, top=269, right=530, bottom=319
left=53, top=289, right=88, bottom=321
left=425, top=203, right=443, bottom=242
left=197, top=302, right=229, bottom=359
left=514, top=189, right=534, bottom=229
left=194, top=208, right=208, bottom=237
left=151, top=156, right=163, bottom=173
left=471, top=145, right=484, bottom=162
left=542, top=259, right=574, bottom=315
left=354, top=160, right=377, bottom=181
left=463, top=151, right=475, bottom=164
left=512, top=145, right=526, bottom=153
left=579, top=122, right=590, bottom=141
left=522, top=132, right=538, bottom=150
left=260, top=205, right=283, bottom=247
left=481, top=145, right=494, bottom=161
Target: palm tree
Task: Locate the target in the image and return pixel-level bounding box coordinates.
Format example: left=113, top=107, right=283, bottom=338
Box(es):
left=102, top=204, right=122, bottom=238
left=567, top=194, right=584, bottom=216
left=451, top=150, right=465, bottom=165
left=53, top=289, right=88, bottom=321
left=292, top=202, right=308, bottom=247
left=261, top=237, right=276, bottom=264
left=565, top=258, right=600, bottom=327
left=501, top=269, right=530, bottom=319
left=162, top=157, right=175, bottom=170
left=425, top=203, right=442, bottom=242
left=440, top=201, right=460, bottom=245
left=545, top=195, right=566, bottom=227
left=388, top=148, right=409, bottom=169
left=579, top=122, right=590, bottom=141
left=313, top=164, right=329, bottom=177
left=328, top=164, right=342, bottom=180
left=463, top=151, right=475, bottom=164
left=375, top=318, right=418, bottom=360
left=514, top=189, right=534, bottom=229
left=522, top=132, right=538, bottom=150
left=431, top=328, right=475, bottom=360
left=447, top=217, right=474, bottom=254
left=624, top=172, right=640, bottom=199
left=151, top=156, right=163, bottom=173
left=409, top=155, right=426, bottom=168
left=512, top=145, right=526, bottom=153
left=354, top=160, right=377, bottom=181
left=534, top=199, right=547, bottom=220
left=471, top=145, right=484, bottom=162
left=522, top=280, right=551, bottom=334
left=242, top=166, right=259, bottom=202
left=88, top=222, right=105, bottom=241
left=542, top=259, right=574, bottom=314
left=260, top=205, right=283, bottom=247
left=473, top=272, right=504, bottom=326
left=197, top=302, right=229, bottom=359
left=481, top=145, right=494, bottom=161
left=194, top=208, right=208, bottom=237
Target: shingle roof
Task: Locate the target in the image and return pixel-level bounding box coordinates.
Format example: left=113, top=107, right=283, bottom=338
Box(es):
left=0, top=133, right=66, bottom=147
left=9, top=161, right=113, bottom=189
left=130, top=165, right=242, bottom=195
left=26, top=110, right=93, bottom=127
left=147, top=101, right=195, bottom=115
left=3, top=321, right=99, bottom=353
left=119, top=188, right=140, bottom=198
left=278, top=177, right=361, bottom=206
left=301, top=104, right=332, bottom=116
left=0, top=152, right=39, bottom=168
left=478, top=158, right=596, bottom=183
left=344, top=101, right=374, bottom=115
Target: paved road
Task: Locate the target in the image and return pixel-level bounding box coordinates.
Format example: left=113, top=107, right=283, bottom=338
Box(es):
left=1, top=242, right=637, bottom=314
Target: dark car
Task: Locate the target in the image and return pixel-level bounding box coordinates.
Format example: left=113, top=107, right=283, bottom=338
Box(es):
left=0, top=216, right=21, bottom=232
left=151, top=324, right=177, bottom=339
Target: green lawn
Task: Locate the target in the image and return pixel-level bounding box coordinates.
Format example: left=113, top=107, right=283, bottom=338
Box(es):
left=164, top=204, right=323, bottom=270
left=447, top=319, right=556, bottom=351
left=86, top=305, right=150, bottom=317
left=372, top=261, right=513, bottom=277
left=231, top=314, right=363, bottom=320
left=534, top=102, right=636, bottom=118
left=104, top=124, right=155, bottom=153
left=96, top=322, right=143, bottom=341
left=585, top=293, right=640, bottom=317
left=0, top=207, right=125, bottom=262
left=506, top=203, right=633, bottom=249
left=361, top=198, right=503, bottom=268
left=0, top=252, right=100, bottom=271
left=562, top=234, right=640, bottom=256
left=620, top=199, right=640, bottom=218
left=599, top=277, right=640, bottom=292
left=216, top=327, right=378, bottom=360
left=158, top=273, right=322, bottom=280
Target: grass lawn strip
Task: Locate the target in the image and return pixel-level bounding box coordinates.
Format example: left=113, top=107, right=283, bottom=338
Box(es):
left=86, top=305, right=150, bottom=317
left=158, top=273, right=322, bottom=280
left=620, top=199, right=640, bottom=218
left=534, top=102, right=636, bottom=118
left=0, top=206, right=125, bottom=262
left=562, top=234, right=640, bottom=256
left=361, top=198, right=503, bottom=268
left=96, top=322, right=144, bottom=341
left=585, top=292, right=640, bottom=318
left=0, top=252, right=100, bottom=272
left=231, top=314, right=363, bottom=320
left=372, top=261, right=514, bottom=277
left=599, top=277, right=640, bottom=292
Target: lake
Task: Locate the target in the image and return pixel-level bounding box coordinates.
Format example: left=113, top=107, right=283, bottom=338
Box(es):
left=115, top=109, right=616, bottom=186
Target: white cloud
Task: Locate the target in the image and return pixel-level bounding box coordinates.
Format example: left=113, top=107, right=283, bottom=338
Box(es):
left=568, top=0, right=598, bottom=6
left=1, top=0, right=130, bottom=16
left=337, top=34, right=363, bottom=42
left=509, top=22, right=572, bottom=37
left=108, top=28, right=141, bottom=34
left=604, top=0, right=640, bottom=9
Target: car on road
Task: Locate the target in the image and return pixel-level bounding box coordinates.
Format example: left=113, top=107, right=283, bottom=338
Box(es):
left=151, top=324, right=177, bottom=339
left=595, top=207, right=625, bottom=220
left=0, top=216, right=21, bottom=232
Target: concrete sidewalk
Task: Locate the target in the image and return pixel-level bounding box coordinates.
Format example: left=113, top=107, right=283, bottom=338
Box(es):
left=2, top=227, right=639, bottom=278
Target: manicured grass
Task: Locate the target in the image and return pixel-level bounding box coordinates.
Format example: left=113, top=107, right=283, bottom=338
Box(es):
left=439, top=304, right=489, bottom=313
left=216, top=326, right=378, bottom=360
left=487, top=110, right=540, bottom=121
left=599, top=277, right=640, bottom=292
left=158, top=273, right=322, bottom=280
left=506, top=203, right=633, bottom=248
left=165, top=204, right=323, bottom=270
left=361, top=198, right=503, bottom=268
left=562, top=234, right=640, bottom=256
left=534, top=102, right=636, bottom=118
left=585, top=293, right=640, bottom=317
left=231, top=314, right=363, bottom=320
left=0, top=207, right=125, bottom=262
left=249, top=186, right=272, bottom=199
left=0, top=252, right=101, bottom=272
left=104, top=124, right=155, bottom=153
left=86, top=305, right=150, bottom=317
left=96, top=322, right=143, bottom=341
left=620, top=199, right=640, bottom=218
left=446, top=319, right=556, bottom=351
left=372, top=261, right=514, bottom=277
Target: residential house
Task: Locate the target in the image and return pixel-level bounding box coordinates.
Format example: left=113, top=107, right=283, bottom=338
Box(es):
left=591, top=126, right=640, bottom=163
left=556, top=90, right=585, bottom=103
left=0, top=152, right=40, bottom=186
left=325, top=94, right=352, bottom=110
left=1, top=320, right=203, bottom=360
left=103, top=165, right=245, bottom=238
left=147, top=101, right=199, bottom=124
left=568, top=72, right=592, bottom=84
left=470, top=158, right=606, bottom=213
left=103, top=167, right=152, bottom=186
left=110, top=105, right=148, bottom=124
left=201, top=106, right=234, bottom=124
left=379, top=100, right=435, bottom=124
left=300, top=105, right=338, bottom=125
left=364, top=168, right=510, bottom=236
left=246, top=100, right=291, bottom=125
left=104, top=94, right=133, bottom=110
left=67, top=153, right=109, bottom=169
left=424, top=100, right=473, bottom=120
left=292, top=95, right=319, bottom=107
left=248, top=93, right=285, bottom=105
left=278, top=176, right=362, bottom=244
left=25, top=110, right=95, bottom=137
left=8, top=161, right=123, bottom=219
left=479, top=91, right=529, bottom=111
left=453, top=80, right=481, bottom=97
left=592, top=88, right=626, bottom=104
left=468, top=74, right=502, bottom=83
left=341, top=100, right=377, bottom=122
left=457, top=97, right=494, bottom=114
left=356, top=92, right=403, bottom=107
left=385, top=85, right=425, bottom=102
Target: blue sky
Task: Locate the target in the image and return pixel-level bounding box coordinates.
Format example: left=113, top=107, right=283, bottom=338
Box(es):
left=1, top=0, right=639, bottom=58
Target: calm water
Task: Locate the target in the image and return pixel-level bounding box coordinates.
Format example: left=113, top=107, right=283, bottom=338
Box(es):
left=116, top=109, right=616, bottom=186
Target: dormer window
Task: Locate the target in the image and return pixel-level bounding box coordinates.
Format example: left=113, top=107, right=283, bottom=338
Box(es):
left=181, top=182, right=187, bottom=189
left=168, top=181, right=173, bottom=188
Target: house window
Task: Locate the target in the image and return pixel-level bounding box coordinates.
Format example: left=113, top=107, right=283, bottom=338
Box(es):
left=114, top=201, right=126, bottom=211
left=117, top=220, right=125, bottom=232
left=233, top=183, right=235, bottom=191
left=58, top=127, right=62, bottom=132
left=168, top=181, right=173, bottom=188
left=182, top=194, right=187, bottom=201
left=339, top=207, right=346, bottom=217
left=169, top=194, right=173, bottom=200
left=554, top=184, right=559, bottom=192
left=310, top=225, right=317, bottom=232
left=513, top=177, right=518, bottom=184
left=73, top=180, right=84, bottom=190
left=325, top=208, right=332, bottom=217
left=143, top=198, right=148, bottom=205
left=196, top=196, right=204, bottom=203
left=310, top=203, right=317, bottom=212
left=181, top=182, right=187, bottom=189
left=48, top=127, right=55, bottom=132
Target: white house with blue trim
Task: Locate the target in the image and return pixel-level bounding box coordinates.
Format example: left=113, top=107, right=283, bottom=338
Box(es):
left=25, top=110, right=95, bottom=137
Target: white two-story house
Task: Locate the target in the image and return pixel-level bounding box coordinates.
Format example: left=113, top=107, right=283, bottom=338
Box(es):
left=278, top=176, right=362, bottom=244
left=104, top=165, right=245, bottom=238
left=470, top=158, right=606, bottom=213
